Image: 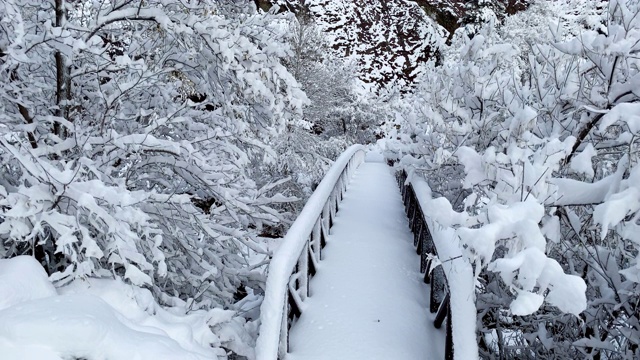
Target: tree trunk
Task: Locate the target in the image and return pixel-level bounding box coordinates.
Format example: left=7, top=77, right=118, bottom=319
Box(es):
left=54, top=0, right=69, bottom=138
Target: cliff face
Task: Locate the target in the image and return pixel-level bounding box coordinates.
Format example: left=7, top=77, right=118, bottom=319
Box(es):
left=263, top=0, right=445, bottom=89
left=257, top=0, right=529, bottom=89
left=413, top=0, right=530, bottom=38
left=308, top=0, right=445, bottom=89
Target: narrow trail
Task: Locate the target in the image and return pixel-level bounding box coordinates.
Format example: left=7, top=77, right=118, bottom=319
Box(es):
left=286, top=162, right=444, bottom=360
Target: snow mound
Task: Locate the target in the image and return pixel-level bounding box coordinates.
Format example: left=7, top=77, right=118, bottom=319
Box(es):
left=0, top=256, right=57, bottom=310
left=364, top=149, right=385, bottom=162
left=0, top=294, right=213, bottom=360
left=59, top=279, right=236, bottom=358
left=0, top=269, right=249, bottom=360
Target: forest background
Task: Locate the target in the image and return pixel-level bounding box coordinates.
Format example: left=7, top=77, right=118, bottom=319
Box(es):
left=0, top=0, right=638, bottom=359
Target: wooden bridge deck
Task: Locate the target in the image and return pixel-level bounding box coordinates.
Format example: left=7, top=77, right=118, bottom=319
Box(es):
left=286, top=162, right=444, bottom=360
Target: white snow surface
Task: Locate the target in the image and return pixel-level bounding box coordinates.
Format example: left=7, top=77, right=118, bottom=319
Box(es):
left=364, top=147, right=385, bottom=162
left=569, top=143, right=597, bottom=178
left=0, top=256, right=235, bottom=360
left=286, top=163, right=444, bottom=360
left=0, top=256, right=57, bottom=310
left=0, top=294, right=211, bottom=360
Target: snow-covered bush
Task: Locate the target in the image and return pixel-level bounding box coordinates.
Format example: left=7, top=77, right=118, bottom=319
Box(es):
left=0, top=0, right=303, bottom=313
left=255, top=11, right=384, bottom=217
left=390, top=0, right=640, bottom=357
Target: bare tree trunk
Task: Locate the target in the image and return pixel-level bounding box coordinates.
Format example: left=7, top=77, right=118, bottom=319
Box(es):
left=8, top=67, right=38, bottom=149
left=18, top=104, right=38, bottom=149
left=54, top=0, right=68, bottom=138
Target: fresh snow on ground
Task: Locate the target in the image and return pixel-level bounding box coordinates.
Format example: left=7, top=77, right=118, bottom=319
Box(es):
left=0, top=256, right=245, bottom=360
left=286, top=162, right=444, bottom=360
left=0, top=256, right=56, bottom=311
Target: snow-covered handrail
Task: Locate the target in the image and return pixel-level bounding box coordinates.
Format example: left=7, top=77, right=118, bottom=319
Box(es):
left=396, top=170, right=479, bottom=360
left=255, top=145, right=366, bottom=360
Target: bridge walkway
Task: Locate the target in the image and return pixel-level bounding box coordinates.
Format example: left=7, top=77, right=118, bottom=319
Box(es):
left=286, top=162, right=444, bottom=360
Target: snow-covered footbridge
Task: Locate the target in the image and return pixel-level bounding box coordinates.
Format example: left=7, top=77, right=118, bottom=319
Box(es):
left=255, top=146, right=477, bottom=360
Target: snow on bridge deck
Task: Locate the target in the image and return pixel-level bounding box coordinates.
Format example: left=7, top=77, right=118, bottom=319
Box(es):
left=286, top=161, right=444, bottom=360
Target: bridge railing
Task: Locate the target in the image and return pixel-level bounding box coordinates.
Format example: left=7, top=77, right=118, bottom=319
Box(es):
left=396, top=169, right=479, bottom=360
left=255, top=144, right=366, bottom=360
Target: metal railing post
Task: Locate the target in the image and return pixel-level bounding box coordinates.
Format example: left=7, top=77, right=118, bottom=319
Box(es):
left=446, top=304, right=454, bottom=360
left=395, top=168, right=454, bottom=360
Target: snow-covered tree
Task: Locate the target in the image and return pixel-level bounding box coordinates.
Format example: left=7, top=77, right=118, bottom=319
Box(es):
left=0, top=0, right=305, bottom=313
left=256, top=9, right=384, bottom=218
left=461, top=0, right=505, bottom=31
left=389, top=0, right=640, bottom=357
left=263, top=0, right=447, bottom=90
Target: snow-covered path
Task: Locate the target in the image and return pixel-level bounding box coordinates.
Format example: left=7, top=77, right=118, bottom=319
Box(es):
left=287, top=162, right=444, bottom=360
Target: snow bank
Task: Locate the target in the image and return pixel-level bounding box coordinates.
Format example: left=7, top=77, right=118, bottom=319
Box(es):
left=0, top=256, right=56, bottom=310
left=409, top=174, right=479, bottom=360
left=0, top=256, right=245, bottom=360
left=0, top=294, right=212, bottom=360
left=59, top=279, right=237, bottom=358
left=255, top=145, right=366, bottom=360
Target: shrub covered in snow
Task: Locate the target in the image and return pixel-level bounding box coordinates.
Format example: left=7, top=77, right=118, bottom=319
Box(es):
left=0, top=0, right=303, bottom=308
left=0, top=1, right=315, bottom=358
left=388, top=0, right=640, bottom=358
